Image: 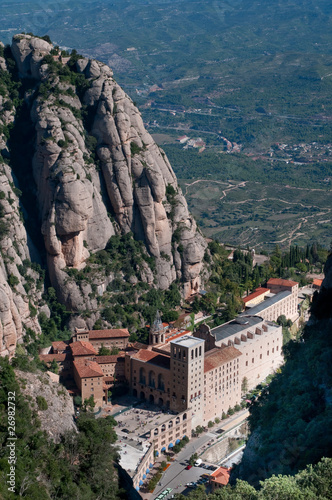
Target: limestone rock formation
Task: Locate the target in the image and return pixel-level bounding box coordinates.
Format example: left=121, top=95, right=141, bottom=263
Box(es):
left=0, top=34, right=208, bottom=354
left=0, top=52, right=43, bottom=357
left=11, top=36, right=207, bottom=301
left=15, top=369, right=76, bottom=442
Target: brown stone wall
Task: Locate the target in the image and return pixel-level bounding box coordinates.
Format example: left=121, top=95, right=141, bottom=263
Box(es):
left=80, top=375, right=104, bottom=407
left=236, top=327, right=283, bottom=390
left=98, top=359, right=125, bottom=379
left=256, top=293, right=298, bottom=322
left=170, top=337, right=205, bottom=428
left=195, top=324, right=216, bottom=352
left=149, top=411, right=192, bottom=454
left=73, top=366, right=104, bottom=407
left=89, top=337, right=129, bottom=350
left=203, top=358, right=241, bottom=423
left=129, top=357, right=172, bottom=407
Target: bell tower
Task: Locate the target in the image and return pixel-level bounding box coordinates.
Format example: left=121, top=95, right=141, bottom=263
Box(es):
left=170, top=335, right=205, bottom=427
left=149, top=311, right=165, bottom=345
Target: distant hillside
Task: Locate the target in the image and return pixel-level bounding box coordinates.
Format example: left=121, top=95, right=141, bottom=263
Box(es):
left=1, top=1, right=331, bottom=250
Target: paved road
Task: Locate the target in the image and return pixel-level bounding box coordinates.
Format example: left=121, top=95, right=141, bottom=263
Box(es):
left=151, top=410, right=249, bottom=499
left=152, top=433, right=214, bottom=498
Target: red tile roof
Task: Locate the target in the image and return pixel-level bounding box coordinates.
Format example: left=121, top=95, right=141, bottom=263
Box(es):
left=39, top=353, right=69, bottom=362
left=52, top=341, right=69, bottom=351
left=87, top=329, right=130, bottom=339
left=204, top=346, right=242, bottom=373
left=133, top=349, right=170, bottom=370
left=267, top=278, right=298, bottom=288
left=313, top=278, right=323, bottom=287
left=73, top=359, right=104, bottom=379
left=210, top=466, right=231, bottom=486
left=243, top=287, right=270, bottom=304
left=70, top=341, right=97, bottom=357
left=94, top=355, right=125, bottom=364
left=131, top=342, right=149, bottom=350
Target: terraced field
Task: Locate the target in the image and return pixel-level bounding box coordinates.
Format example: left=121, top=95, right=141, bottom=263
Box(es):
left=179, top=179, right=332, bottom=251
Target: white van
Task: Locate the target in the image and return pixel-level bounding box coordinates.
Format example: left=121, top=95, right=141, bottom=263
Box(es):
left=194, top=458, right=202, bottom=467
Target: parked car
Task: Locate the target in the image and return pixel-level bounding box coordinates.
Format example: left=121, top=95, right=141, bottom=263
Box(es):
left=186, top=465, right=193, bottom=470
left=186, top=482, right=196, bottom=488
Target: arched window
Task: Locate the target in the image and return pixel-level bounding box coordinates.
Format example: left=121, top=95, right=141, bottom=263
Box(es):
left=158, top=374, right=165, bottom=391
left=139, top=368, right=146, bottom=385
left=149, top=370, right=156, bottom=388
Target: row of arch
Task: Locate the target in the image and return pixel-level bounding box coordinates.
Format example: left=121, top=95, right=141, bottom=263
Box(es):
left=153, top=413, right=187, bottom=435
left=132, top=389, right=169, bottom=407
left=139, top=368, right=165, bottom=391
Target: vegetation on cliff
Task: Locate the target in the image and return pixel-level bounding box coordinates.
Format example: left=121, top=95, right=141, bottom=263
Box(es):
left=0, top=357, right=122, bottom=499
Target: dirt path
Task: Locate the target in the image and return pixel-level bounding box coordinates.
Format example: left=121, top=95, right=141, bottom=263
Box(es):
left=226, top=197, right=325, bottom=210
left=184, top=178, right=230, bottom=196
left=219, top=181, right=247, bottom=200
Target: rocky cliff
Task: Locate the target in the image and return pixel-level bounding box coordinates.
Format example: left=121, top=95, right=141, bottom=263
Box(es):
left=0, top=34, right=207, bottom=355
left=0, top=42, right=44, bottom=356
left=15, top=369, right=76, bottom=443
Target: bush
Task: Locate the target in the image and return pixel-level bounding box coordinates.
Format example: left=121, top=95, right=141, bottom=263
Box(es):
left=36, top=395, right=48, bottom=411
left=8, top=274, right=19, bottom=288
left=74, top=396, right=82, bottom=407
left=166, top=184, right=176, bottom=196
left=130, top=142, right=142, bottom=155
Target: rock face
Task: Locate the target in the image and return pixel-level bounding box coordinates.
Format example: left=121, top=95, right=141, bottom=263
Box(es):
left=15, top=369, right=76, bottom=443
left=0, top=34, right=208, bottom=354
left=13, top=36, right=206, bottom=297
left=0, top=49, right=43, bottom=357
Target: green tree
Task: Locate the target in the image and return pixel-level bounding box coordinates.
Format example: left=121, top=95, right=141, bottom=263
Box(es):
left=241, top=376, right=249, bottom=394
left=258, top=474, right=306, bottom=500
left=99, top=344, right=111, bottom=356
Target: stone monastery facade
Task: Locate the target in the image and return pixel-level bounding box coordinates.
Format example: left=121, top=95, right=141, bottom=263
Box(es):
left=41, top=294, right=286, bottom=457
